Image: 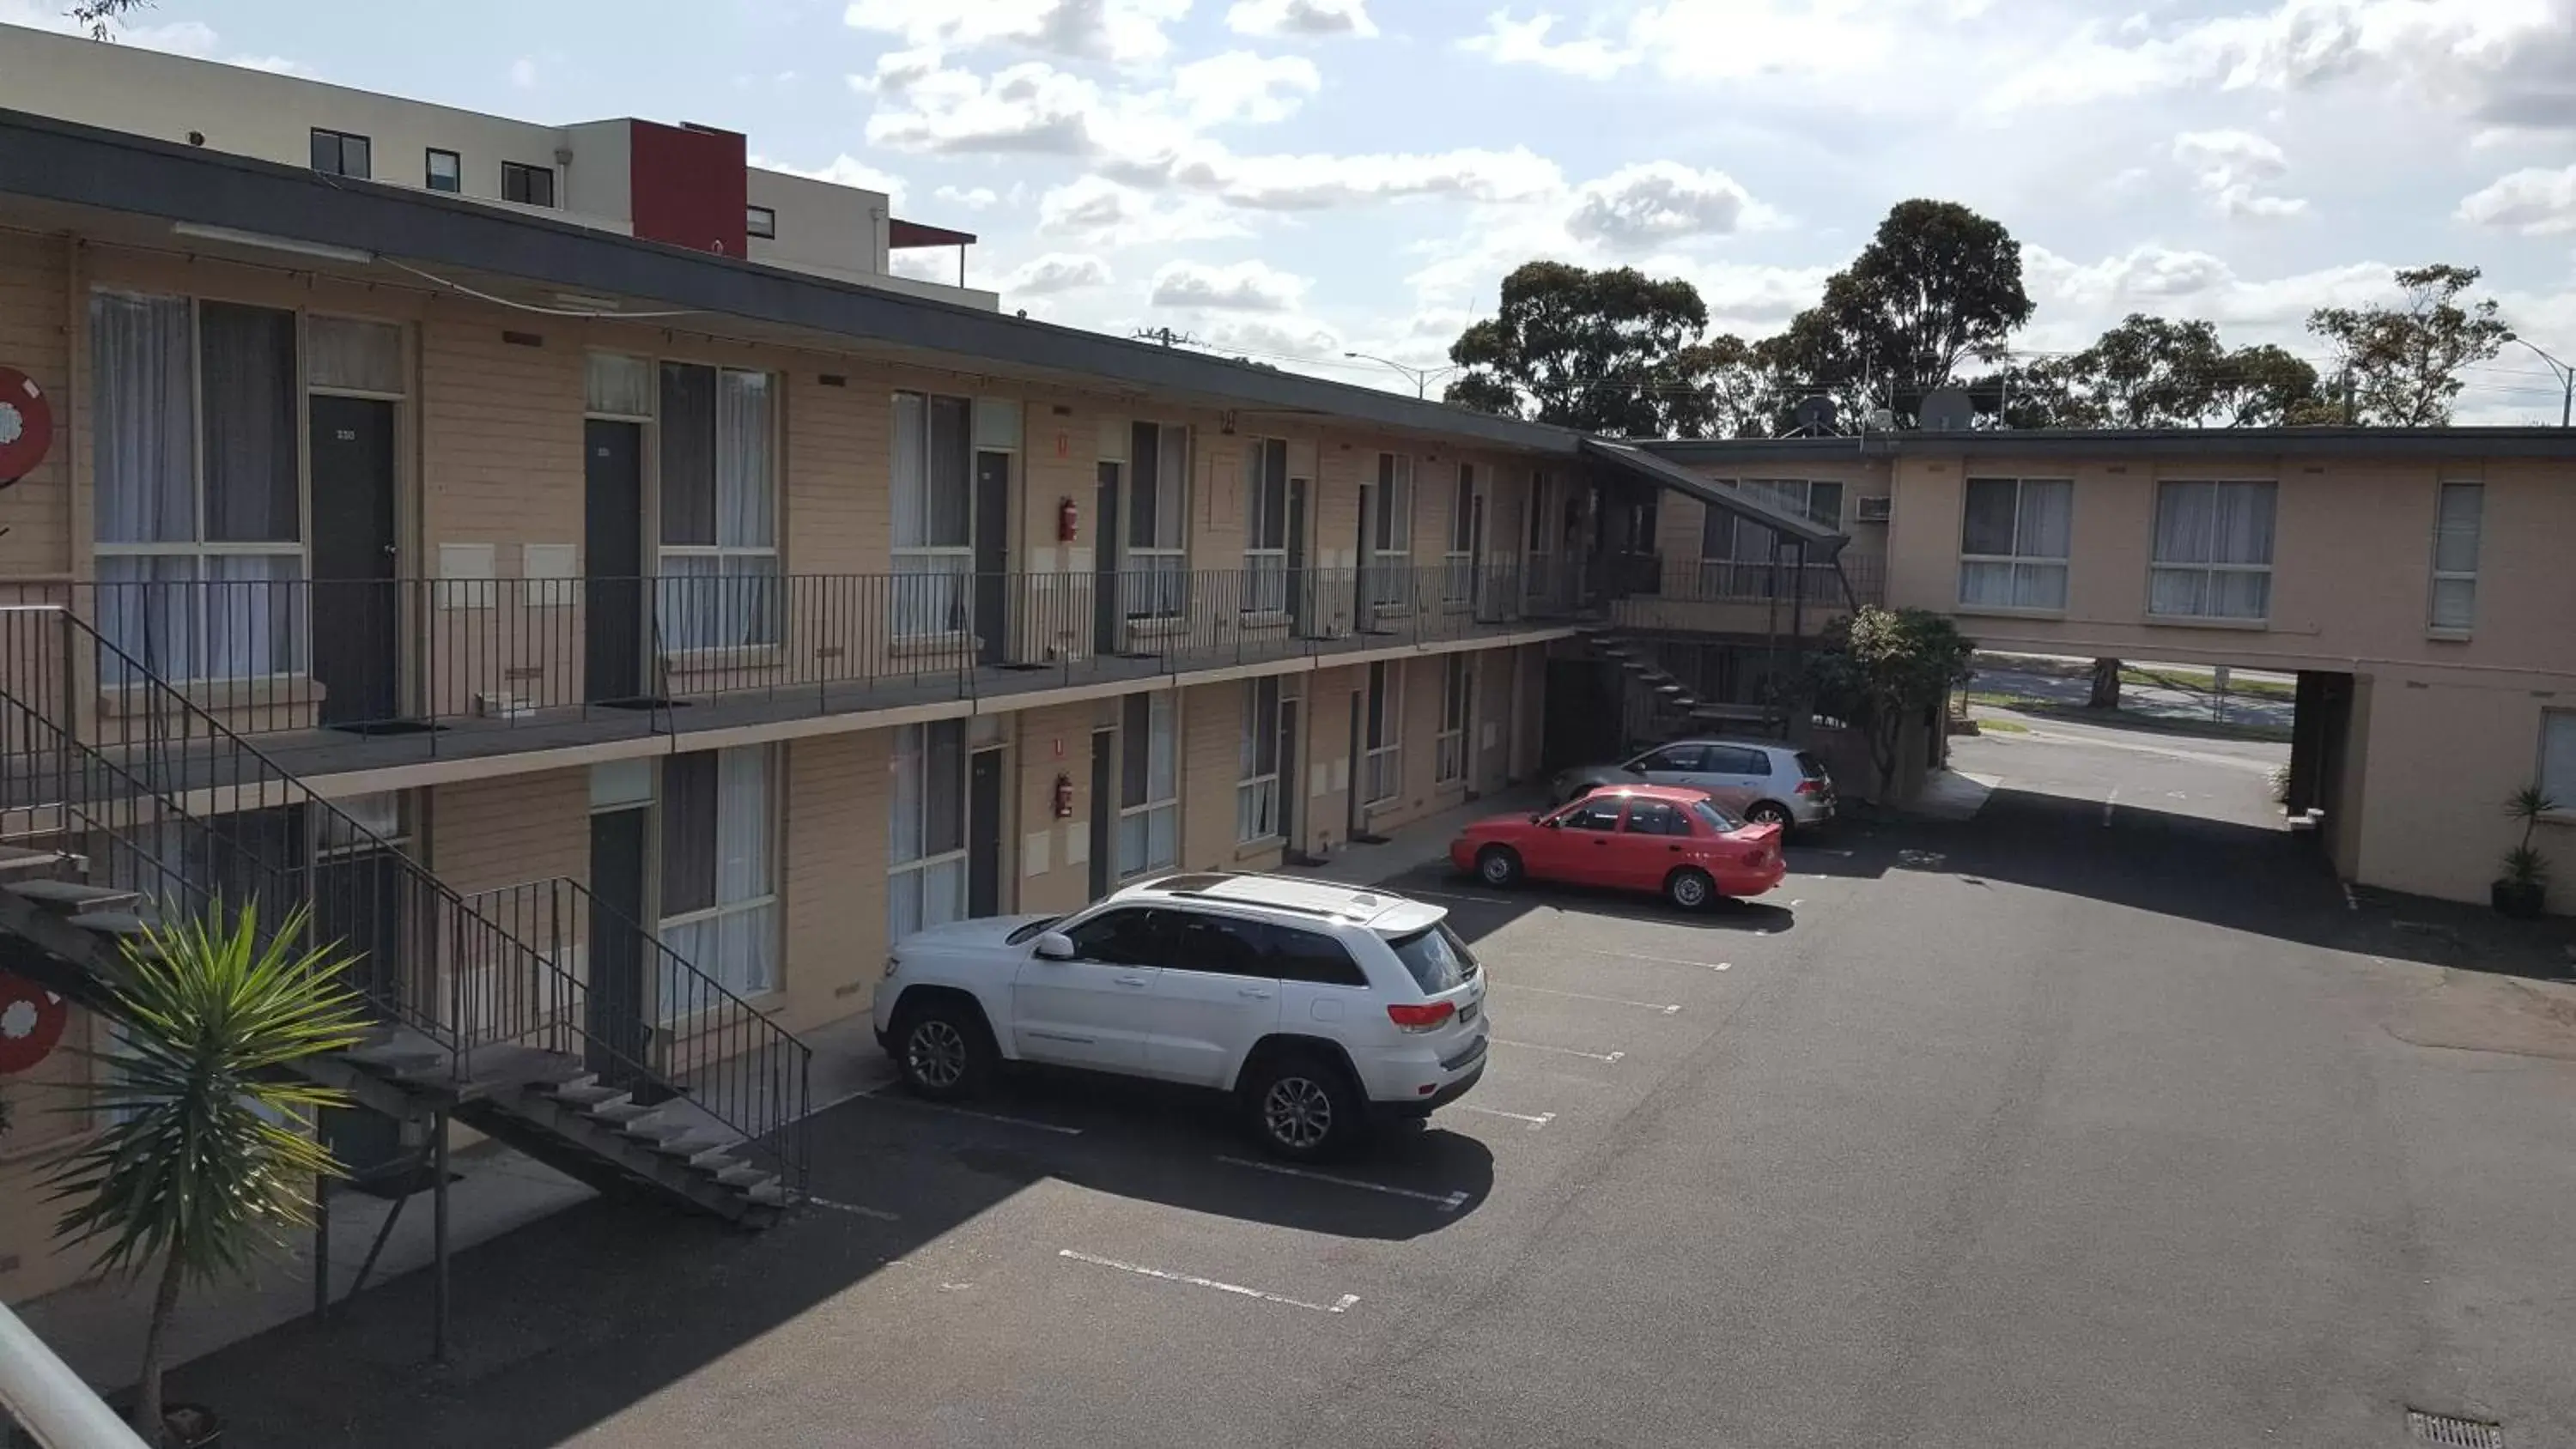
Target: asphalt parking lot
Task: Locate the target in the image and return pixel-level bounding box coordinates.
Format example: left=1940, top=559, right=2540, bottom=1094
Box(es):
left=171, top=718, right=2576, bottom=1449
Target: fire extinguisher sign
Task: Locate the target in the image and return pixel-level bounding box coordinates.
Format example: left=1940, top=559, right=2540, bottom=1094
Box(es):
left=0, top=970, right=69, bottom=1074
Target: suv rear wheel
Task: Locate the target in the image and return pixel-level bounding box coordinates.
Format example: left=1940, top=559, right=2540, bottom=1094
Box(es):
left=895, top=997, right=993, bottom=1101
left=1246, top=1050, right=1363, bottom=1161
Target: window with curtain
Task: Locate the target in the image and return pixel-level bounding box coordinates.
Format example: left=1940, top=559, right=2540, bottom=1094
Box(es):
left=91, top=293, right=307, bottom=685
left=2542, top=712, right=2576, bottom=811
left=2430, top=482, right=2482, bottom=631
left=888, top=720, right=968, bottom=943
left=1958, top=477, right=2073, bottom=611
left=1366, top=452, right=1413, bottom=615
left=1241, top=437, right=1290, bottom=615
left=1117, top=691, right=1179, bottom=876
left=586, top=354, right=653, bottom=418
left=1237, top=676, right=1286, bottom=844
left=892, top=391, right=974, bottom=637
left=1126, top=422, right=1188, bottom=621
left=657, top=363, right=778, bottom=651
left=2150, top=480, right=2276, bottom=621
left=659, top=746, right=778, bottom=1001
left=1443, top=464, right=1476, bottom=606
left=1698, top=479, right=1841, bottom=600
left=306, top=317, right=404, bottom=395
left=1363, top=660, right=1402, bottom=803
left=1436, top=653, right=1467, bottom=784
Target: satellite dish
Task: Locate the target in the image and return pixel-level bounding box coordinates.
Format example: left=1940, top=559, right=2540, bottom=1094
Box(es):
left=1791, top=395, right=1837, bottom=434
left=1920, top=386, right=1975, bottom=433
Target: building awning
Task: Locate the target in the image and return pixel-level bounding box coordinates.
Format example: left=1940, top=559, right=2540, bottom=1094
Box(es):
left=889, top=219, right=976, bottom=249
left=1579, top=438, right=1847, bottom=555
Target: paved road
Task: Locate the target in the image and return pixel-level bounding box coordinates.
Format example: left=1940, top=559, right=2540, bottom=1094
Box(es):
left=174, top=725, right=2576, bottom=1448
left=1974, top=662, right=2295, bottom=731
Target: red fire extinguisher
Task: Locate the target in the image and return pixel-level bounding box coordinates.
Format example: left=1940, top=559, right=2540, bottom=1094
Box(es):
left=1058, top=497, right=1079, bottom=543
left=1053, top=773, right=1077, bottom=819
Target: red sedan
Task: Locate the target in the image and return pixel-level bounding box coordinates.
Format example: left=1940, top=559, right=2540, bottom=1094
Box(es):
left=1449, top=785, right=1787, bottom=910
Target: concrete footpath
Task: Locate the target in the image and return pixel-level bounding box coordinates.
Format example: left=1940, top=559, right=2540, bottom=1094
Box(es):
left=17, top=784, right=1523, bottom=1393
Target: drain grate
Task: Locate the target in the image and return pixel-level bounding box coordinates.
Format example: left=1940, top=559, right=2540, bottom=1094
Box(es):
left=2407, top=1409, right=2502, bottom=1448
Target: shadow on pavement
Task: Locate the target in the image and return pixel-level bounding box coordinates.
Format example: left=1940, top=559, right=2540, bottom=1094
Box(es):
left=1370, top=861, right=1809, bottom=949
left=165, top=1061, right=1492, bottom=1448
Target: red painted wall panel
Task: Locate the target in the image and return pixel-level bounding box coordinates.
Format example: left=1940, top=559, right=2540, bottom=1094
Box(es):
left=629, top=120, right=747, bottom=258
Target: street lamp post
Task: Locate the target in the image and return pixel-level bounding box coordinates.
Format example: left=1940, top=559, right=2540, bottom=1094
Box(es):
left=1343, top=351, right=1460, bottom=400
left=2509, top=336, right=2574, bottom=427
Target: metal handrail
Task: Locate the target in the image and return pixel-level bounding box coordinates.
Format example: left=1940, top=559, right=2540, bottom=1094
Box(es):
left=0, top=1299, right=150, bottom=1449
left=0, top=607, right=809, bottom=1192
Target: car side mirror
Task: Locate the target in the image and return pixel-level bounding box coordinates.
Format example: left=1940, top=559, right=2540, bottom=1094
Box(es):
left=1033, top=931, right=1076, bottom=961
left=1540, top=815, right=1561, bottom=829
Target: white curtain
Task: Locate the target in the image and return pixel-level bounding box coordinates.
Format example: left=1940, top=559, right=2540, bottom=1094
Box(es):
left=90, top=293, right=193, bottom=545
left=716, top=371, right=774, bottom=549
left=586, top=354, right=653, bottom=416
left=889, top=724, right=926, bottom=866
left=891, top=394, right=927, bottom=549
left=307, top=317, right=403, bottom=394
left=2154, top=482, right=2272, bottom=618
left=665, top=746, right=775, bottom=999
left=2543, top=712, right=2576, bottom=807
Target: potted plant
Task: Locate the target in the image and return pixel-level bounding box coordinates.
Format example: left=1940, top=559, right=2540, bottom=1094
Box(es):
left=2492, top=786, right=2558, bottom=919
left=46, top=904, right=366, bottom=1448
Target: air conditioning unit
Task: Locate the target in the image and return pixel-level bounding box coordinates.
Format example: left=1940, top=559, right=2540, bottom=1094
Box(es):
left=1855, top=496, right=1893, bottom=524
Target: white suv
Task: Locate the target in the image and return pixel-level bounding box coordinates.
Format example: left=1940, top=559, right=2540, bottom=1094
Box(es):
left=873, top=872, right=1492, bottom=1159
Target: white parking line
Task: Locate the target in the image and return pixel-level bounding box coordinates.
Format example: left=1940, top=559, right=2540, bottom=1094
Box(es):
left=1459, top=1104, right=1555, bottom=1130
left=1058, top=1249, right=1360, bottom=1315
left=2102, top=786, right=2121, bottom=826
left=807, top=1196, right=901, bottom=1222
left=1492, top=1038, right=1625, bottom=1063
left=1402, top=887, right=1529, bottom=908
left=1214, top=1155, right=1471, bottom=1211
left=1578, top=948, right=1732, bottom=973
left=862, top=1088, right=1085, bottom=1136
left=1490, top=981, right=1681, bottom=1015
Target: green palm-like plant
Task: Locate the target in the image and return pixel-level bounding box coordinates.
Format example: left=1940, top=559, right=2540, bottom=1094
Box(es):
left=46, top=903, right=368, bottom=1443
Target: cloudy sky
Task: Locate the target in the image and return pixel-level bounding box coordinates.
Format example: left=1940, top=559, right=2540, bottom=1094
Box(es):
left=13, top=0, right=2576, bottom=420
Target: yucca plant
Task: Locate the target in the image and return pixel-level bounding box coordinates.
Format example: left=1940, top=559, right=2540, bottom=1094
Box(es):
left=46, top=903, right=368, bottom=1445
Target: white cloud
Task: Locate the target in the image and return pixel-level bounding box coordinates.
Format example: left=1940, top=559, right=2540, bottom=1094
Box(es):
left=1182, top=147, right=1566, bottom=209
left=865, top=60, right=1098, bottom=155
left=1005, top=252, right=1115, bottom=294
left=1036, top=175, right=1250, bottom=246
left=509, top=56, right=538, bottom=89
left=1567, top=162, right=1765, bottom=246
left=0, top=4, right=316, bottom=76
left=2458, top=166, right=2576, bottom=236
left=1149, top=258, right=1312, bottom=311
left=2172, top=129, right=2308, bottom=220
left=1224, top=0, right=1379, bottom=39
left=752, top=154, right=908, bottom=208
left=1171, top=52, right=1322, bottom=125
left=1461, top=11, right=1633, bottom=80
left=937, top=185, right=1002, bottom=209
left=1629, top=0, right=1899, bottom=81
left=1199, top=314, right=1346, bottom=361
left=843, top=0, right=1193, bottom=65
left=1987, top=0, right=2576, bottom=129
left=2023, top=244, right=2394, bottom=341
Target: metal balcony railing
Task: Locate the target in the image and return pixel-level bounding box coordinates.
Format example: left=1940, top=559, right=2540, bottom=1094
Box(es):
left=5, top=560, right=1598, bottom=751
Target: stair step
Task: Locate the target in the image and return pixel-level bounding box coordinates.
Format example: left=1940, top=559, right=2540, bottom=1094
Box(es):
left=0, top=846, right=73, bottom=876
left=550, top=1081, right=627, bottom=1107
left=744, top=1181, right=791, bottom=1208
left=715, top=1163, right=777, bottom=1190
left=619, top=1111, right=695, bottom=1142
left=587, top=1097, right=655, bottom=1124
left=9, top=879, right=143, bottom=913
left=686, top=1145, right=742, bottom=1170
left=652, top=1130, right=734, bottom=1161
left=64, top=909, right=157, bottom=936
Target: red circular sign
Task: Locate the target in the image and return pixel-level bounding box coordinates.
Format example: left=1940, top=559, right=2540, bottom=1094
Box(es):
left=0, top=367, right=55, bottom=483
left=0, top=970, right=69, bottom=1075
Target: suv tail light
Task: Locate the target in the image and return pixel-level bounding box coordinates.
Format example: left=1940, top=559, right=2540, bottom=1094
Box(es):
left=1387, top=1001, right=1458, bottom=1033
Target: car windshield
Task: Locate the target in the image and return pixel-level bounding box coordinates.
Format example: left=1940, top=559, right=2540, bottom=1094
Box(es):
left=1004, top=916, right=1063, bottom=946
left=1691, top=800, right=1742, bottom=832
left=1384, top=921, right=1479, bottom=992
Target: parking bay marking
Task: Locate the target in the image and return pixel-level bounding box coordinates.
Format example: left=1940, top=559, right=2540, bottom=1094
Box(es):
left=1058, top=1249, right=1360, bottom=1315
left=1490, top=981, right=1681, bottom=1015
left=808, top=1196, right=901, bottom=1222
left=1491, top=1038, right=1625, bottom=1064
left=862, top=1088, right=1086, bottom=1136
left=1214, top=1155, right=1471, bottom=1211
left=1459, top=1104, right=1555, bottom=1130
left=1573, top=948, right=1733, bottom=973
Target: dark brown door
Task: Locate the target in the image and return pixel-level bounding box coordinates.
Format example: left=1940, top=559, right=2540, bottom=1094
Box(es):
left=309, top=396, right=399, bottom=726
left=585, top=420, right=647, bottom=703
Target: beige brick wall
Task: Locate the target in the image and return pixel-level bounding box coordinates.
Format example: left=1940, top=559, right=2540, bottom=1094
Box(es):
left=778, top=730, right=889, bottom=1033
left=0, top=230, right=71, bottom=579
left=1012, top=700, right=1100, bottom=916
left=1179, top=677, right=1246, bottom=872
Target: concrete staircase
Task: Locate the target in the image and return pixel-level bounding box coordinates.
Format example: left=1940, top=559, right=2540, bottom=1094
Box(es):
left=0, top=868, right=788, bottom=1225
